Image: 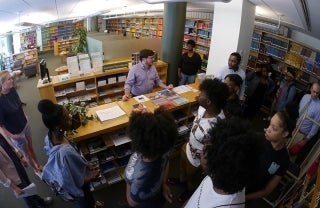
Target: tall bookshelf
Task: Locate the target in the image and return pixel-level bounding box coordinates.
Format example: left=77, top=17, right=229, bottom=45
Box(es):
left=20, top=30, right=37, bottom=50
left=247, top=28, right=320, bottom=89
left=41, top=21, right=84, bottom=51
left=183, top=19, right=212, bottom=71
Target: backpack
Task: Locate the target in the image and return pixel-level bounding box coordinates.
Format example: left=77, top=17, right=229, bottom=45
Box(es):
left=44, top=180, right=76, bottom=202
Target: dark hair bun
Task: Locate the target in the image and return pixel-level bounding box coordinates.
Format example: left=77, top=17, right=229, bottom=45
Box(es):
left=38, top=99, right=56, bottom=115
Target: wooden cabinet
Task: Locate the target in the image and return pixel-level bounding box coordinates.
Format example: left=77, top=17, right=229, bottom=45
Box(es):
left=53, top=38, right=78, bottom=56
left=95, top=68, right=129, bottom=105
left=37, top=60, right=168, bottom=105
left=247, top=29, right=320, bottom=89
left=183, top=19, right=212, bottom=71
left=13, top=48, right=39, bottom=73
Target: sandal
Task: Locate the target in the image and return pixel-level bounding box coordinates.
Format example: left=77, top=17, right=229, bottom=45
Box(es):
left=94, top=200, right=104, bottom=208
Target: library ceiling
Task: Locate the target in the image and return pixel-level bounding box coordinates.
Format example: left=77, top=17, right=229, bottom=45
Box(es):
left=0, top=0, right=319, bottom=39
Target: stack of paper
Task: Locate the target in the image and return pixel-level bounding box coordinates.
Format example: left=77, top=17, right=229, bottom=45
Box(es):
left=96, top=105, right=126, bottom=122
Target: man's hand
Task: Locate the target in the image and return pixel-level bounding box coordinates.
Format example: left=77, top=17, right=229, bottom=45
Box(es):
left=166, top=84, right=173, bottom=90
left=122, top=94, right=131, bottom=101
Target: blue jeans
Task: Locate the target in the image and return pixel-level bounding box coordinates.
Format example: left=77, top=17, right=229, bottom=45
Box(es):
left=179, top=73, right=196, bottom=85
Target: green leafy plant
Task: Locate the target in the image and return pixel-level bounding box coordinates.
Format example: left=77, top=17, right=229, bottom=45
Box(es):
left=63, top=101, right=94, bottom=135
left=72, top=27, right=87, bottom=54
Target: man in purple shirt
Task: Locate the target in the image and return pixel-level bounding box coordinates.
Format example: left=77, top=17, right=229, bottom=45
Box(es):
left=122, top=49, right=173, bottom=101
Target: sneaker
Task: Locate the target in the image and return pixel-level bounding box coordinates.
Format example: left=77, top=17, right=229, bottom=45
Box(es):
left=167, top=178, right=186, bottom=186
left=178, top=190, right=193, bottom=203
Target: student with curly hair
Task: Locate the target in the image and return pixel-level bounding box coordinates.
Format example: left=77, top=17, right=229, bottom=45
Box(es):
left=124, top=107, right=178, bottom=207
left=168, top=79, right=229, bottom=203
left=246, top=105, right=297, bottom=200
left=184, top=117, right=263, bottom=208
left=38, top=99, right=102, bottom=208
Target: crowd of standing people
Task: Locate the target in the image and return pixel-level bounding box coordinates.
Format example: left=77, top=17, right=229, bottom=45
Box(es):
left=1, top=48, right=319, bottom=208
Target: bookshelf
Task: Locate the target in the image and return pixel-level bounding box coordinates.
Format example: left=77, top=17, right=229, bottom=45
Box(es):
left=36, top=60, right=168, bottom=105
left=247, top=28, right=320, bottom=88
left=105, top=17, right=163, bottom=38
left=41, top=21, right=84, bottom=51
left=53, top=38, right=78, bottom=56
left=12, top=48, right=39, bottom=73
left=20, top=30, right=37, bottom=50
left=183, top=19, right=212, bottom=71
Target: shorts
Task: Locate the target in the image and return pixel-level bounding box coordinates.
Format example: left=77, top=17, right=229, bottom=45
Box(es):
left=10, top=122, right=32, bottom=152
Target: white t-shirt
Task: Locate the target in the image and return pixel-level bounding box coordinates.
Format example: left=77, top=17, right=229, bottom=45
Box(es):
left=184, top=176, right=245, bottom=208
left=186, top=106, right=224, bottom=167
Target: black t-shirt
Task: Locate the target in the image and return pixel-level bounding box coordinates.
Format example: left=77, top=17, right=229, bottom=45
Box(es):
left=0, top=88, right=27, bottom=134
left=246, top=134, right=289, bottom=193
left=179, top=52, right=202, bottom=75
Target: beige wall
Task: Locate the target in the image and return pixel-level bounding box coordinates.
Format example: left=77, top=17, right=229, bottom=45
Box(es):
left=103, top=38, right=162, bottom=61
left=87, top=33, right=162, bottom=61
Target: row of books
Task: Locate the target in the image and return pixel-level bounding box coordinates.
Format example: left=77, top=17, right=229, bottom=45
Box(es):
left=261, top=35, right=289, bottom=50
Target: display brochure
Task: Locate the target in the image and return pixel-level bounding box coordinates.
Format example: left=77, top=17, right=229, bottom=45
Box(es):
left=67, top=56, right=79, bottom=77
left=133, top=95, right=150, bottom=102
left=15, top=183, right=38, bottom=198
left=173, top=85, right=192, bottom=94
left=90, top=52, right=103, bottom=72
left=78, top=54, right=92, bottom=74
left=132, top=103, right=147, bottom=112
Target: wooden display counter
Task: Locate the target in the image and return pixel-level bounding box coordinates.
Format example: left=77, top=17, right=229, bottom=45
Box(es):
left=70, top=102, right=130, bottom=142
left=70, top=83, right=199, bottom=190
left=37, top=60, right=168, bottom=104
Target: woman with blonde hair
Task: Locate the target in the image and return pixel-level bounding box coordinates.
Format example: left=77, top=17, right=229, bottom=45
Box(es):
left=0, top=70, right=41, bottom=173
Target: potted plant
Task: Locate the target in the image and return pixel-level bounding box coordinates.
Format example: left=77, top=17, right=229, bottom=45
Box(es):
left=63, top=101, right=94, bottom=135
left=71, top=27, right=87, bottom=55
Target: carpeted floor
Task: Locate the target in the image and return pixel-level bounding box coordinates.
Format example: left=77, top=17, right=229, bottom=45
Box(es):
left=0, top=51, right=271, bottom=208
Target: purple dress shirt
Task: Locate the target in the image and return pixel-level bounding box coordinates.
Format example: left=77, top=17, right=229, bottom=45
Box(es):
left=124, top=62, right=162, bottom=96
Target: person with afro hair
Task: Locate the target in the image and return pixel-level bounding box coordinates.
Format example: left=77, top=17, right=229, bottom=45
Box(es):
left=168, top=78, right=230, bottom=203
left=185, top=117, right=263, bottom=208
left=124, top=107, right=178, bottom=207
